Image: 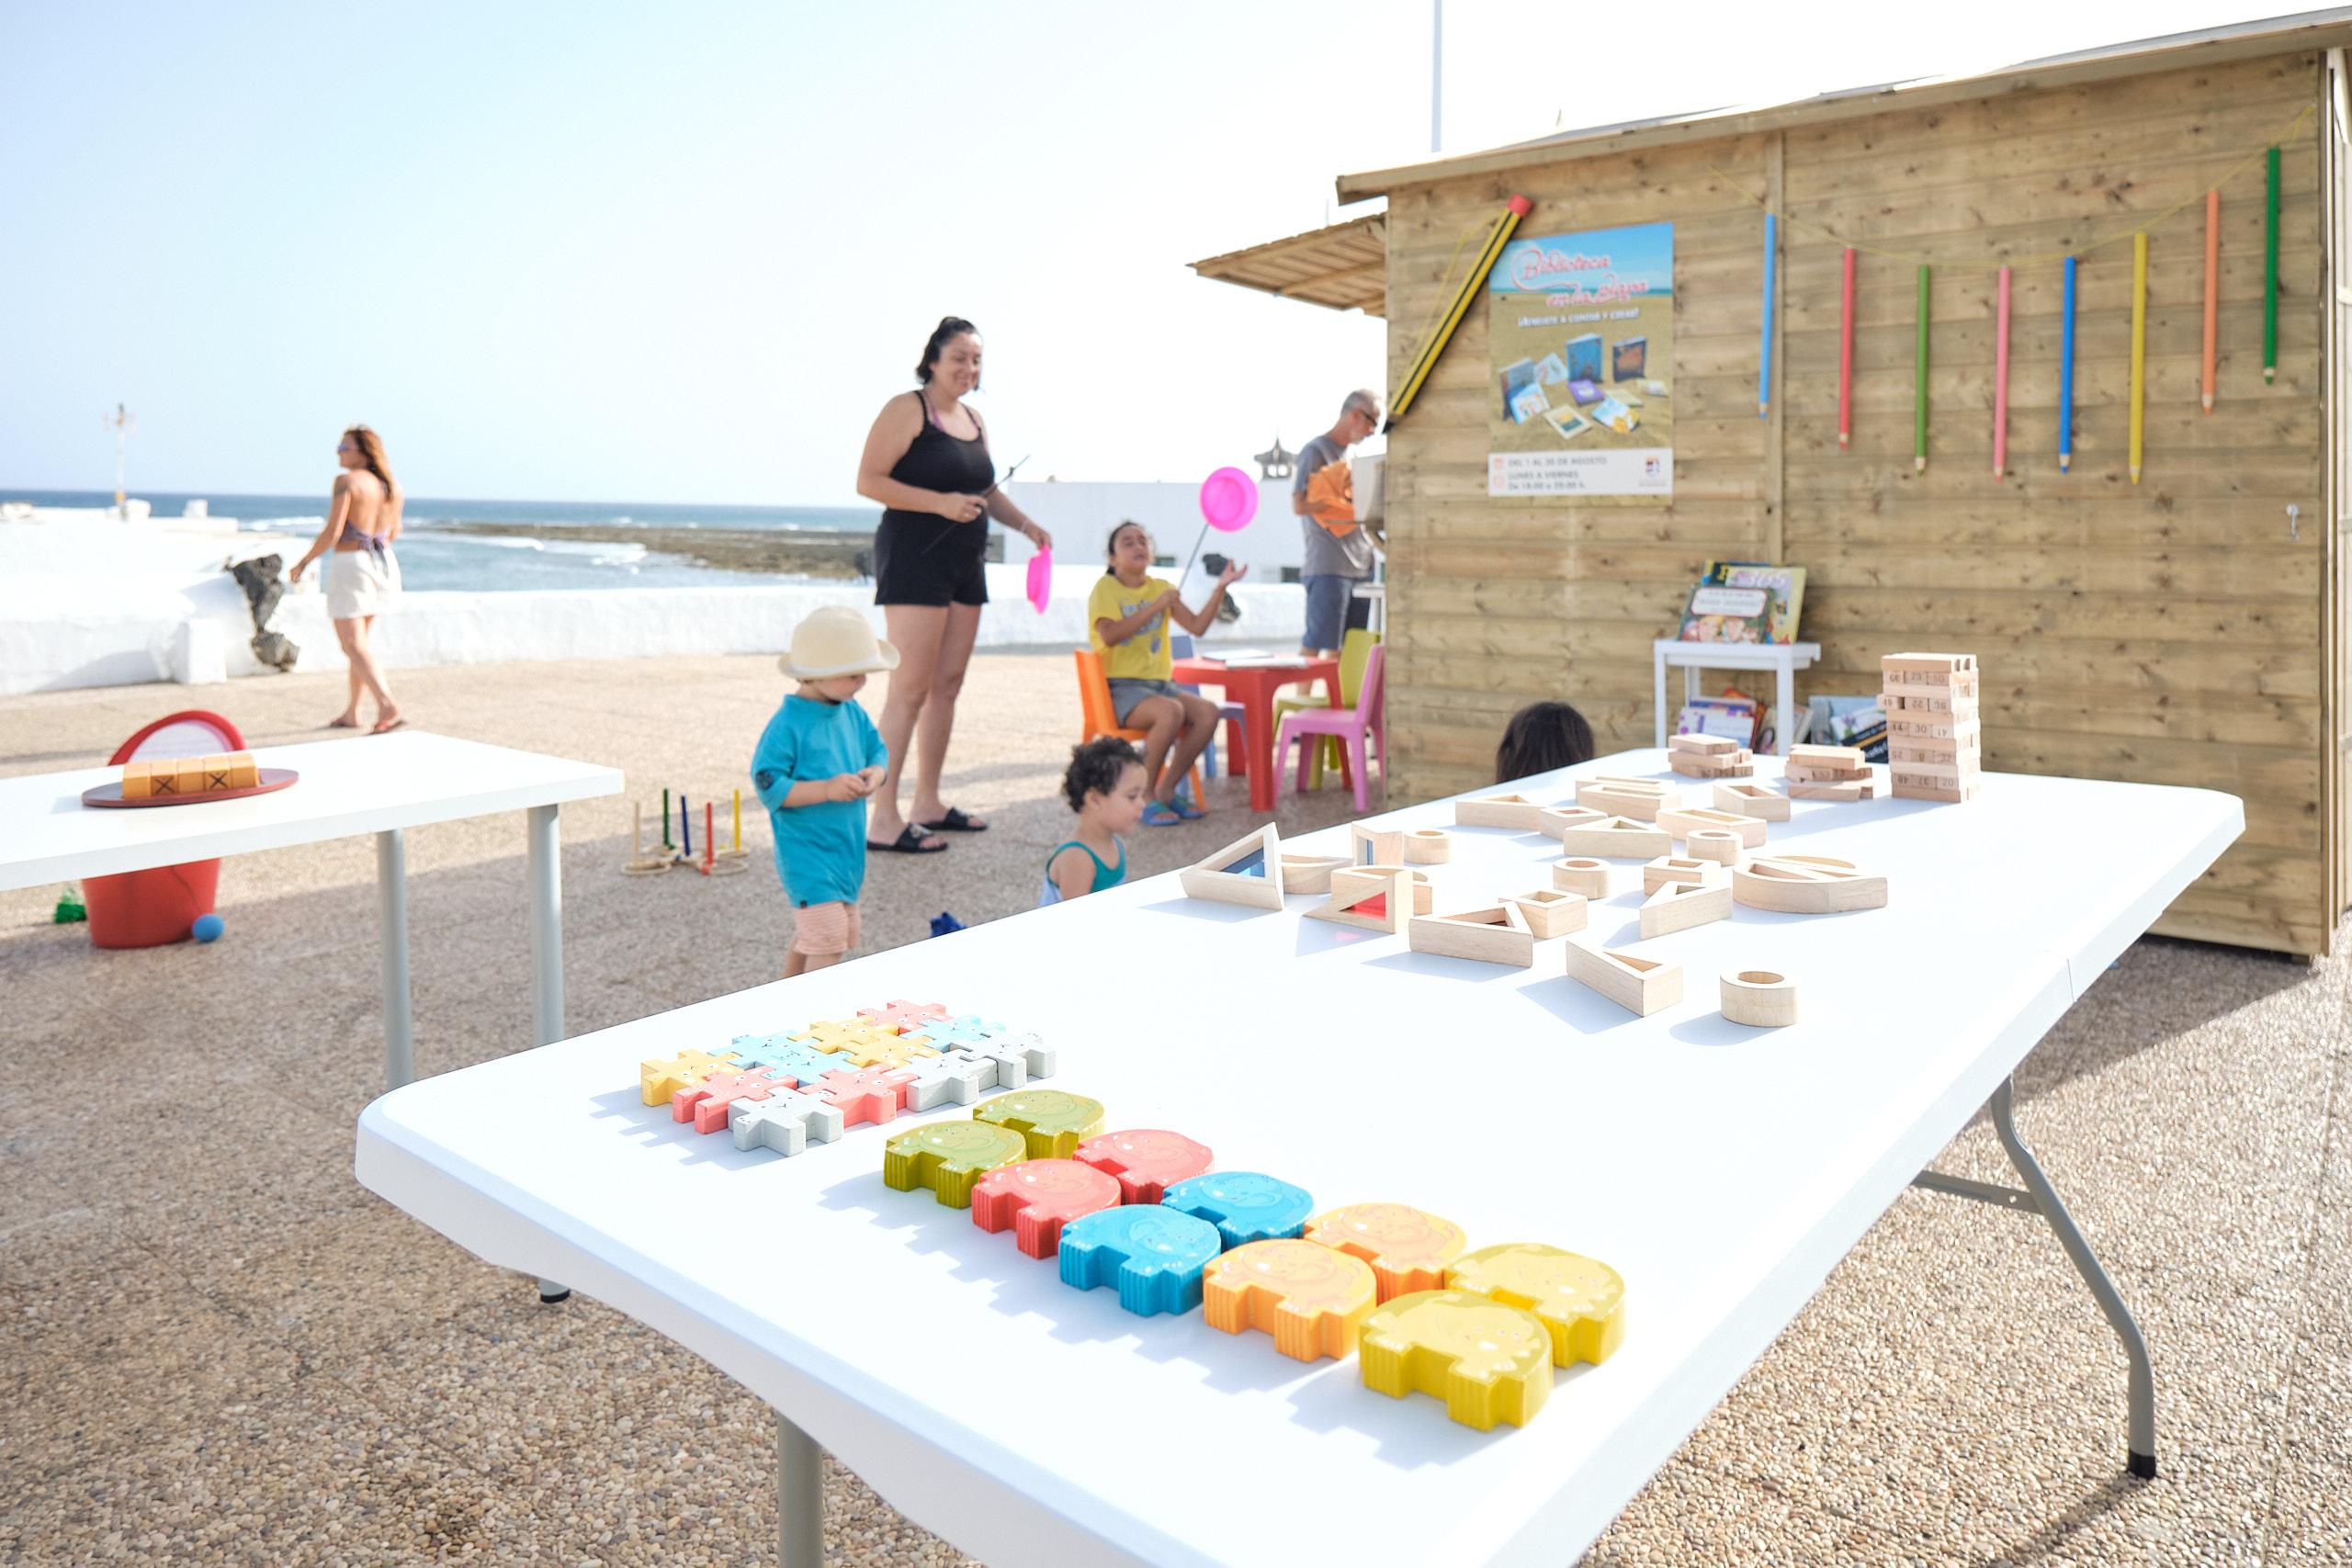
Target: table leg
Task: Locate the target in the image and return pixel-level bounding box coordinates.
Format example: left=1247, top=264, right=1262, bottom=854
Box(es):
left=776, top=1411, right=824, bottom=1568
left=375, top=829, right=413, bottom=1089
left=526, top=804, right=573, bottom=1306
left=1653, top=648, right=1668, bottom=748
left=1243, top=685, right=1279, bottom=814
left=1777, top=657, right=1797, bottom=758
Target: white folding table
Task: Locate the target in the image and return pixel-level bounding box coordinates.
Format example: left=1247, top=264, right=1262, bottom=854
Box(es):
left=356, top=750, right=2240, bottom=1567
left=0, top=731, right=621, bottom=1092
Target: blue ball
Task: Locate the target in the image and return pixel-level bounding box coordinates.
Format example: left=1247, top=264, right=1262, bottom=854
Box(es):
left=191, top=912, right=224, bottom=943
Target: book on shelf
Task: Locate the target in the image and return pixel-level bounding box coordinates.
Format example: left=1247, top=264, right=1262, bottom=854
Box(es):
left=1673, top=560, right=1806, bottom=645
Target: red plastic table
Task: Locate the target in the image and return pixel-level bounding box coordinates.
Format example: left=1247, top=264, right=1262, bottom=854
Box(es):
left=1170, top=656, right=1339, bottom=813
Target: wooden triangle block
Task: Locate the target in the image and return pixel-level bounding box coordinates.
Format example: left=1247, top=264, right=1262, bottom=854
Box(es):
left=1563, top=942, right=1683, bottom=1016
left=1305, top=867, right=1407, bottom=933
left=1454, top=793, right=1544, bottom=830
left=1732, top=853, right=1888, bottom=914
left=1637, top=877, right=1732, bottom=939
left=1278, top=852, right=1354, bottom=895
left=1557, top=816, right=1672, bottom=859
left=1408, top=902, right=1534, bottom=966
left=1179, top=824, right=1284, bottom=910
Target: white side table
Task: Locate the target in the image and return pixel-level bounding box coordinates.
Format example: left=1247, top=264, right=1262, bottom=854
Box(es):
left=1652, top=637, right=1823, bottom=756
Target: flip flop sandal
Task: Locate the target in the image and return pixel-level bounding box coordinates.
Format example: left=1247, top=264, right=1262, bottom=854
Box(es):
left=917, top=807, right=988, bottom=833
left=1170, top=794, right=1204, bottom=819
left=327, top=716, right=363, bottom=729
left=370, top=716, right=408, bottom=734
left=1141, top=801, right=1182, bottom=828
left=869, top=824, right=949, bottom=854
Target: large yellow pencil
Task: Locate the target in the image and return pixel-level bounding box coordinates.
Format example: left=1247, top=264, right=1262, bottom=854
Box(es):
left=1386, top=195, right=1532, bottom=429
left=2129, top=231, right=2148, bottom=486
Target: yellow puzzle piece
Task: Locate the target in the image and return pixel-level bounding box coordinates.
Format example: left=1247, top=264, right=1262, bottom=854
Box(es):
left=1358, top=1289, right=1555, bottom=1431
left=1446, top=1242, right=1626, bottom=1368
left=973, top=1089, right=1105, bottom=1159
left=639, top=1048, right=739, bottom=1106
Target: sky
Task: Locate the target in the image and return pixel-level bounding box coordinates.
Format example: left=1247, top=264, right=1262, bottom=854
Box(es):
left=0, top=1, right=2306, bottom=505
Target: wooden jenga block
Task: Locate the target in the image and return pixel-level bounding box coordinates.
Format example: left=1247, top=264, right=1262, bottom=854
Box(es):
left=1788, top=744, right=1866, bottom=771
left=1880, top=651, right=1977, bottom=678
left=1893, top=779, right=1984, bottom=803
left=1885, top=710, right=1975, bottom=739
left=1785, top=773, right=1883, bottom=801
left=1880, top=689, right=1978, bottom=717
left=1670, top=749, right=1755, bottom=778
left=1668, top=733, right=1739, bottom=756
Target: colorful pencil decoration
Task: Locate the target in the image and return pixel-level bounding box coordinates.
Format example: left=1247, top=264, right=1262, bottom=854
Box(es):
left=1992, top=266, right=2012, bottom=482
left=704, top=801, right=716, bottom=874
left=2130, top=231, right=2149, bottom=485
left=2202, top=190, right=2220, bottom=412
left=681, top=795, right=693, bottom=858
left=1914, top=265, right=1929, bottom=473
left=732, top=788, right=743, bottom=852
left=1838, top=247, right=1856, bottom=449
left=662, top=787, right=673, bottom=850
left=1758, top=212, right=1775, bottom=420
left=2059, top=256, right=2079, bottom=474
left=2263, top=145, right=2280, bottom=384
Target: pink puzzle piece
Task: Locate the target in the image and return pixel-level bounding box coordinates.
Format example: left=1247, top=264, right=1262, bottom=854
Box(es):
left=857, top=999, right=950, bottom=1032
left=1074, top=1129, right=1216, bottom=1204
left=970, top=1158, right=1123, bottom=1258
left=672, top=1066, right=796, bottom=1134
left=807, top=1065, right=919, bottom=1127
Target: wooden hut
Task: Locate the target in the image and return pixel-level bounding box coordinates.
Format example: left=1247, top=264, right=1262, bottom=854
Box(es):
left=1195, top=17, right=2352, bottom=958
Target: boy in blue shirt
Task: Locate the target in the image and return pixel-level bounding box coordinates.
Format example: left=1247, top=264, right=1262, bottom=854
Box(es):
left=752, top=606, right=896, bottom=974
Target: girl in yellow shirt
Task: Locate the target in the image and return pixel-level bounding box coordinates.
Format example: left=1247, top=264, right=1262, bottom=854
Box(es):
left=1088, top=520, right=1246, bottom=824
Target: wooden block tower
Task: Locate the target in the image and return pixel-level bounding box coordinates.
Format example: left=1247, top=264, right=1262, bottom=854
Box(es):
left=1881, top=652, right=1981, bottom=802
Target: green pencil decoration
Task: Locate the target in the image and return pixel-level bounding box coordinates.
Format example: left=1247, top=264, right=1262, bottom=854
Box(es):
left=2263, top=145, right=2280, bottom=384
left=1913, top=265, right=1930, bottom=473
left=662, top=786, right=673, bottom=850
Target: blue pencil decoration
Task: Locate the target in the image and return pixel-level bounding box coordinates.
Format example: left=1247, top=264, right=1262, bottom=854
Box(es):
left=1758, top=212, right=1775, bottom=419
left=2059, top=255, right=2078, bottom=475
left=681, top=795, right=692, bottom=857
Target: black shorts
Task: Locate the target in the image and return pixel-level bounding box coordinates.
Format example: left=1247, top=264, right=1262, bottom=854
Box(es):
left=873, top=513, right=989, bottom=607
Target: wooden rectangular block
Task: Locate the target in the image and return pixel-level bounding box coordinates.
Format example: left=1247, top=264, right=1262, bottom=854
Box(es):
left=1656, top=807, right=1765, bottom=849
left=1888, top=758, right=1980, bottom=784
left=119, top=760, right=158, bottom=797
left=1788, top=744, right=1866, bottom=770
left=1408, top=904, right=1535, bottom=967
left=1574, top=782, right=1675, bottom=821
left=223, top=751, right=260, bottom=788
left=1784, top=774, right=1883, bottom=801
left=1668, top=733, right=1739, bottom=756
left=1557, top=818, right=1672, bottom=860
left=1537, top=805, right=1609, bottom=838
left=1352, top=823, right=1404, bottom=868
left=1881, top=651, right=1977, bottom=678
left=1669, top=750, right=1755, bottom=778
left=1638, top=878, right=1732, bottom=940
left=1712, top=781, right=1791, bottom=821
left=1563, top=942, right=1683, bottom=1017
left=1507, top=888, right=1587, bottom=939
left=1884, top=727, right=1980, bottom=761
left=1784, top=761, right=1870, bottom=784
left=1455, top=793, right=1543, bottom=830
left=1885, top=711, right=1974, bottom=739
left=1551, top=857, right=1610, bottom=897
left=1893, top=779, right=1983, bottom=803
left=1880, top=690, right=1978, bottom=717
left=1641, top=855, right=1722, bottom=896
left=1279, top=852, right=1353, bottom=895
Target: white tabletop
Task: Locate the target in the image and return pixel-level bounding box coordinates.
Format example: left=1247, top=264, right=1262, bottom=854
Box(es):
left=356, top=750, right=2240, bottom=1568
left=1654, top=637, right=1821, bottom=666
left=0, top=730, right=622, bottom=890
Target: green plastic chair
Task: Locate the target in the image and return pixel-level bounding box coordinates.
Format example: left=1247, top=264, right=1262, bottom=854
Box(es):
left=1273, top=627, right=1379, bottom=791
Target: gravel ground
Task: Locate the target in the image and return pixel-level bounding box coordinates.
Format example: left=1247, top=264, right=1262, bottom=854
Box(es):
left=2, top=651, right=2346, bottom=1565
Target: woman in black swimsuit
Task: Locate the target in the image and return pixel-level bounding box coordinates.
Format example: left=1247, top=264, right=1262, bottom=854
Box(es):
left=854, top=317, right=1053, bottom=853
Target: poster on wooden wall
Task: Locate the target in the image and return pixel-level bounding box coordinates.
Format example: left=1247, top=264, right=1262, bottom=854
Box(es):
left=1486, top=221, right=1673, bottom=498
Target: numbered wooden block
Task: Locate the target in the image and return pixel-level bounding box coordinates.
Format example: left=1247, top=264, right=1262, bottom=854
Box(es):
left=1454, top=792, right=1543, bottom=829
left=1305, top=868, right=1408, bottom=934
left=1784, top=773, right=1883, bottom=802
left=1641, top=855, right=1721, bottom=896
left=806, top=1065, right=920, bottom=1127
left=1179, top=824, right=1285, bottom=910
left=1668, top=747, right=1755, bottom=778
left=1073, top=1129, right=1215, bottom=1204
left=1358, top=1290, right=1555, bottom=1431
left=1401, top=828, right=1453, bottom=863
left=1733, top=854, right=1888, bottom=914
left=1278, top=852, right=1353, bottom=895
left=971, top=1158, right=1122, bottom=1258
left=1058, top=1205, right=1225, bottom=1316
left=1657, top=806, right=1765, bottom=849
left=899, top=1049, right=1002, bottom=1111
left=728, top=1087, right=846, bottom=1156
left=673, top=1066, right=795, bottom=1134
left=1563, top=941, right=1683, bottom=1016
left=1351, top=822, right=1404, bottom=868
left=973, top=1089, right=1105, bottom=1158
left=1789, top=743, right=1867, bottom=771
left=1668, top=733, right=1739, bottom=756
left=1892, top=777, right=1983, bottom=804
left=883, top=1120, right=1030, bottom=1207
left=1881, top=650, right=1978, bottom=681
left=1508, top=888, right=1586, bottom=939
left=1721, top=968, right=1799, bottom=1027
left=1306, top=1203, right=1468, bottom=1302
left=1204, top=1239, right=1378, bottom=1361
left=1551, top=857, right=1610, bottom=898
left=1682, top=828, right=1744, bottom=865
left=1160, top=1171, right=1314, bottom=1247
left=1712, top=780, right=1791, bottom=821
left=1557, top=818, right=1671, bottom=860
left=640, top=1048, right=739, bottom=1107
left=1638, top=878, right=1732, bottom=940
left=857, top=999, right=950, bottom=1032
left=1408, top=904, right=1534, bottom=967
left=1447, top=1243, right=1627, bottom=1368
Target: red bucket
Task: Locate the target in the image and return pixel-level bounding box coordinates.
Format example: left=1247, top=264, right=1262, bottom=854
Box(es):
left=84, top=710, right=243, bottom=949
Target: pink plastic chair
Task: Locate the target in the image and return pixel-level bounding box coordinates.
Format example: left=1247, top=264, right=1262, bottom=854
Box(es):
left=1274, top=645, right=1385, bottom=811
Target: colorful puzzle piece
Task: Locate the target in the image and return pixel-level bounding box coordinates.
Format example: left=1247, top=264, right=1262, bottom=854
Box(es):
left=1058, top=1204, right=1225, bottom=1316
left=1358, top=1289, right=1555, bottom=1431
left=796, top=1019, right=891, bottom=1049
left=971, top=1033, right=1056, bottom=1083
left=672, top=1066, right=796, bottom=1134
left=728, top=1087, right=846, bottom=1156
left=727, top=1038, right=848, bottom=1085
left=1446, top=1243, right=1627, bottom=1368
left=931, top=1015, right=1012, bottom=1045
left=1159, top=1171, right=1314, bottom=1247
left=1204, top=1238, right=1377, bottom=1361
left=1305, top=1203, right=1468, bottom=1302
left=970, top=1158, right=1122, bottom=1258
left=858, top=999, right=950, bottom=1032
left=807, top=1065, right=919, bottom=1127
left=882, top=1121, right=1030, bottom=1207
left=899, top=1049, right=1001, bottom=1111
left=1073, top=1129, right=1215, bottom=1204
left=639, top=1048, right=739, bottom=1107
left=973, top=1089, right=1103, bottom=1158
left=834, top=1032, right=943, bottom=1069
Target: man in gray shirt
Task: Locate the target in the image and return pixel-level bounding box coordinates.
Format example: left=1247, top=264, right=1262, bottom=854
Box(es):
left=1292, top=388, right=1383, bottom=659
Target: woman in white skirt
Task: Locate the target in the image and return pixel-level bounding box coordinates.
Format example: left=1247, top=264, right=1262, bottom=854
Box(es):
left=291, top=424, right=406, bottom=732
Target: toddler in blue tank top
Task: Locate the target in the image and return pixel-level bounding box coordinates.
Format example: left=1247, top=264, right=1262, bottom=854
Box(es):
left=1040, top=738, right=1147, bottom=906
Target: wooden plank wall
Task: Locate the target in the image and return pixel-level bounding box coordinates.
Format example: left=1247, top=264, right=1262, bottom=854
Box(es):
left=1380, top=51, right=2331, bottom=954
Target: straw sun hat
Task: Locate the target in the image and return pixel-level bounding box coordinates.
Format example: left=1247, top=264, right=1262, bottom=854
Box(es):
left=778, top=604, right=900, bottom=680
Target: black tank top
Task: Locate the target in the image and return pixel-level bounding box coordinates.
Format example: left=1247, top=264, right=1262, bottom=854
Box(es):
left=877, top=390, right=994, bottom=558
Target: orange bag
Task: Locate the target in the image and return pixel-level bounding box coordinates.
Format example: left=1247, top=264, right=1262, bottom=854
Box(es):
left=1305, top=460, right=1357, bottom=536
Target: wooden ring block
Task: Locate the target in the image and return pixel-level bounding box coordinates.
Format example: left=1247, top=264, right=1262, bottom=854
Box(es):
left=1402, top=829, right=1454, bottom=863
left=1721, top=969, right=1799, bottom=1027
left=1551, top=857, right=1610, bottom=897
left=1682, top=829, right=1744, bottom=865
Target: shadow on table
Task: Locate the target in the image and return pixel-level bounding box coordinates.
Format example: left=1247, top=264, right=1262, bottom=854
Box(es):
left=1364, top=951, right=1528, bottom=985
left=586, top=1087, right=782, bottom=1170
left=1283, top=1352, right=1599, bottom=1464
left=1136, top=896, right=1278, bottom=925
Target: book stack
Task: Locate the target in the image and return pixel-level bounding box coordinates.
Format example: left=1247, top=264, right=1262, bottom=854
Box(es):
left=1783, top=743, right=1880, bottom=801
left=1667, top=733, right=1754, bottom=778
left=1881, top=652, right=1982, bottom=802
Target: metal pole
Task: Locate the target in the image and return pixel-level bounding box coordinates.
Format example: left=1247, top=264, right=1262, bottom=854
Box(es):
left=526, top=804, right=572, bottom=1304
left=375, top=829, right=413, bottom=1088
left=1430, top=0, right=1442, bottom=153
left=1991, top=1077, right=2158, bottom=1478
left=776, top=1412, right=823, bottom=1568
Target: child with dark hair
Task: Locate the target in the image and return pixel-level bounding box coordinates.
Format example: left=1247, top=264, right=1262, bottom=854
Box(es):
left=1040, top=737, right=1147, bottom=906
left=1495, top=700, right=1596, bottom=783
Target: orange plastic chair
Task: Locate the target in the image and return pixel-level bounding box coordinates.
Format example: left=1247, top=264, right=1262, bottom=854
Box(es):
left=1073, top=649, right=1208, bottom=810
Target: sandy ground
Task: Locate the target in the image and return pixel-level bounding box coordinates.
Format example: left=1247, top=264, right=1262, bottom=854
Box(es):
left=1, top=649, right=2346, bottom=1565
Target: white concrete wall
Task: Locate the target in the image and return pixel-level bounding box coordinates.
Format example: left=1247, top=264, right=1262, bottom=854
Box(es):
left=1001, top=478, right=1308, bottom=595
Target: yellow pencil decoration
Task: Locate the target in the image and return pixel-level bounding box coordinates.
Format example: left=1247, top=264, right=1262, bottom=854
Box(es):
left=2129, top=231, right=2148, bottom=486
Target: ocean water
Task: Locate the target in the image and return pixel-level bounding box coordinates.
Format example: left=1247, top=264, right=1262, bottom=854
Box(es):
left=4, top=489, right=880, bottom=592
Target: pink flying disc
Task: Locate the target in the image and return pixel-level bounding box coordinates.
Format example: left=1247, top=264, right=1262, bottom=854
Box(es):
left=1026, top=547, right=1053, bottom=613
left=1197, top=467, right=1258, bottom=533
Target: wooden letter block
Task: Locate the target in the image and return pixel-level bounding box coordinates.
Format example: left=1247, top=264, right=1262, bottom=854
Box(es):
left=971, top=1158, right=1123, bottom=1258
left=1558, top=817, right=1671, bottom=860
left=973, top=1089, right=1105, bottom=1158
left=1638, top=878, right=1732, bottom=940
left=1551, top=857, right=1610, bottom=897
left=1401, top=828, right=1453, bottom=863
left=1179, top=824, right=1284, bottom=910
left=1279, top=852, right=1352, bottom=894
left=1408, top=903, right=1535, bottom=967
left=1641, top=855, right=1721, bottom=896
left=1508, top=888, right=1587, bottom=939
left=1351, top=823, right=1405, bottom=867
left=728, top=1088, right=845, bottom=1156
left=639, top=1047, right=739, bottom=1106
left=1358, top=1289, right=1555, bottom=1431
left=1454, top=793, right=1543, bottom=829
left=1712, top=781, right=1791, bottom=821
left=1057, top=1204, right=1225, bottom=1315
left=1204, top=1238, right=1377, bottom=1360
left=883, top=1120, right=1030, bottom=1207
left=1682, top=828, right=1744, bottom=865
left=1306, top=1203, right=1468, bottom=1302
left=1733, top=854, right=1888, bottom=914
left=1447, top=1243, right=1627, bottom=1368
left=1657, top=806, right=1765, bottom=849
left=1072, top=1128, right=1215, bottom=1204
left=1564, top=941, right=1683, bottom=1016
left=1721, top=968, right=1799, bottom=1027
left=1159, top=1171, right=1314, bottom=1247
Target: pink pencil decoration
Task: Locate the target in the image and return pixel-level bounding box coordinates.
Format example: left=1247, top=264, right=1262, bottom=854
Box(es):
left=1838, top=247, right=1856, bottom=450
left=2202, top=189, right=2220, bottom=413
left=704, top=801, right=716, bottom=874
left=1992, top=265, right=2012, bottom=482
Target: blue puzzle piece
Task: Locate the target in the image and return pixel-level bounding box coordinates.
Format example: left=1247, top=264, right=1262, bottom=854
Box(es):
left=925, top=1015, right=1010, bottom=1049
left=1058, top=1205, right=1225, bottom=1315
left=1159, top=1171, right=1314, bottom=1248
left=729, top=1038, right=848, bottom=1085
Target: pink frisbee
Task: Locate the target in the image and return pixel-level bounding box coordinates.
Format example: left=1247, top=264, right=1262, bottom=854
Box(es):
left=1025, top=547, right=1053, bottom=613
left=1197, top=467, right=1258, bottom=533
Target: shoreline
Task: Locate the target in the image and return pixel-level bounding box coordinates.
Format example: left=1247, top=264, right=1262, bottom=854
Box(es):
left=428, top=520, right=875, bottom=580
